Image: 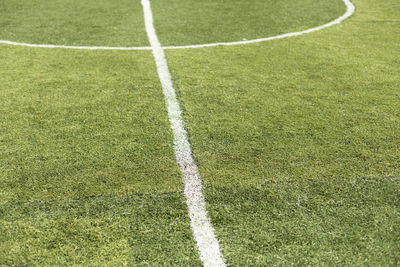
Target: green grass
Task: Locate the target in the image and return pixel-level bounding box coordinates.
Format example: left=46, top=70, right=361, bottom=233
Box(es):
left=0, top=0, right=345, bottom=47
left=1, top=0, right=400, bottom=265
left=167, top=0, right=400, bottom=186
left=207, top=177, right=399, bottom=265
left=0, top=0, right=148, bottom=46
left=152, top=0, right=346, bottom=46
left=0, top=46, right=202, bottom=265
left=0, top=47, right=182, bottom=201
left=165, top=0, right=400, bottom=264
left=0, top=193, right=201, bottom=266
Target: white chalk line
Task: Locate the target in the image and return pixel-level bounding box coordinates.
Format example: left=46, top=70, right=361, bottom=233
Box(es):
left=141, top=0, right=226, bottom=266
left=0, top=0, right=355, bottom=51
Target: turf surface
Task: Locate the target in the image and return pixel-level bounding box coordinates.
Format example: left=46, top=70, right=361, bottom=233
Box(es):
left=207, top=177, right=399, bottom=265
left=152, top=0, right=345, bottom=46
left=0, top=47, right=182, bottom=201
left=0, top=0, right=345, bottom=47
left=0, top=0, right=148, bottom=46
left=0, top=193, right=201, bottom=266
left=0, top=46, right=202, bottom=265
left=1, top=0, right=399, bottom=265
left=166, top=0, right=400, bottom=264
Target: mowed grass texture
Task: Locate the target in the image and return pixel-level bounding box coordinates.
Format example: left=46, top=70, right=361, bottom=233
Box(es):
left=0, top=0, right=148, bottom=46
left=166, top=0, right=400, bottom=265
left=152, top=0, right=345, bottom=46
left=0, top=193, right=201, bottom=266
left=0, top=0, right=344, bottom=47
left=0, top=0, right=399, bottom=266
left=0, top=47, right=181, bottom=201
left=0, top=47, right=201, bottom=264
left=207, top=177, right=399, bottom=265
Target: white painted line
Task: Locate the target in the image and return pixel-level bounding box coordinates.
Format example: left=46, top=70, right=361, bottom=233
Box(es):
left=0, top=39, right=151, bottom=50
left=163, top=0, right=355, bottom=49
left=141, top=0, right=226, bottom=266
left=0, top=0, right=355, bottom=51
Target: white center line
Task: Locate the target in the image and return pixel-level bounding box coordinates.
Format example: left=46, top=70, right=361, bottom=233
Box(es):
left=140, top=0, right=226, bottom=266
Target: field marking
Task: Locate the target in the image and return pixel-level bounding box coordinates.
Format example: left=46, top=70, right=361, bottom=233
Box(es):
left=0, top=0, right=355, bottom=51
left=164, top=0, right=355, bottom=49
left=0, top=40, right=151, bottom=50
left=0, top=1, right=355, bottom=265
left=141, top=0, right=226, bottom=266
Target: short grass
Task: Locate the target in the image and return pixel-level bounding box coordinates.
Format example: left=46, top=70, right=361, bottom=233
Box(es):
left=0, top=47, right=201, bottom=264
left=166, top=0, right=400, bottom=264
left=0, top=0, right=345, bottom=47
left=207, top=177, right=399, bottom=265
left=0, top=193, right=201, bottom=266
left=152, top=0, right=345, bottom=46
left=1, top=0, right=399, bottom=265
left=0, top=0, right=148, bottom=46
left=0, top=47, right=182, bottom=201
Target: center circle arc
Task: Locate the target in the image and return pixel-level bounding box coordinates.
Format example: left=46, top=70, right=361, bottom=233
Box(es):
left=0, top=0, right=354, bottom=51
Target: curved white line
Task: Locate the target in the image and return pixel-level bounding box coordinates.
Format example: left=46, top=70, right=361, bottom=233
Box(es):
left=0, top=0, right=354, bottom=51
left=164, top=0, right=355, bottom=49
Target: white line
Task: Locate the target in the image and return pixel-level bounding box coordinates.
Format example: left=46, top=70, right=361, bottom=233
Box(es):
left=163, top=0, right=355, bottom=49
left=0, top=0, right=354, bottom=51
left=141, top=0, right=226, bottom=266
left=0, top=40, right=151, bottom=50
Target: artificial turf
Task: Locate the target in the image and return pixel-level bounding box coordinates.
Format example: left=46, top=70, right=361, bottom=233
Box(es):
left=166, top=0, right=400, bottom=264
left=0, top=193, right=201, bottom=266
left=207, top=177, right=399, bottom=265
left=0, top=0, right=345, bottom=47
left=1, top=0, right=399, bottom=265
left=0, top=47, right=183, bottom=201
left=151, top=0, right=346, bottom=46
left=0, top=0, right=148, bottom=46
left=0, top=46, right=203, bottom=265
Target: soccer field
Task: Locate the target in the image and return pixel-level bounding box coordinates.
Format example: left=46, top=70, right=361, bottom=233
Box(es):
left=1, top=0, right=399, bottom=265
